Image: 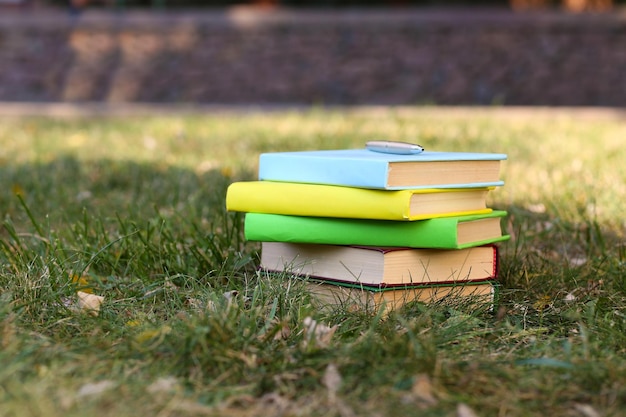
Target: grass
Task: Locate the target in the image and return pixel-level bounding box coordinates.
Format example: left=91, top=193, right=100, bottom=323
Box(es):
left=0, top=106, right=625, bottom=416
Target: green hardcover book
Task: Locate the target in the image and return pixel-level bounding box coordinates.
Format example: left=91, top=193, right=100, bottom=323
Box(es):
left=244, top=211, right=509, bottom=249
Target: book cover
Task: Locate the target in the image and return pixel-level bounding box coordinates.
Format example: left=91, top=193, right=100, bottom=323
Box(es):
left=260, top=242, right=499, bottom=286
left=258, top=149, right=507, bottom=190
left=226, top=181, right=493, bottom=221
left=245, top=211, right=509, bottom=249
left=304, top=279, right=498, bottom=313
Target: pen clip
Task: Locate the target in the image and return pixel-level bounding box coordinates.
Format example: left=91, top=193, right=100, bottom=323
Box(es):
left=366, top=140, right=424, bottom=155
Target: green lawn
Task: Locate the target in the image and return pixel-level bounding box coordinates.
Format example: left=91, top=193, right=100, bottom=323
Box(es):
left=0, top=107, right=625, bottom=416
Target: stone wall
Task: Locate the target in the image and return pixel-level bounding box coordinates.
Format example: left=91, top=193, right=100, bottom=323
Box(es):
left=1, top=8, right=625, bottom=105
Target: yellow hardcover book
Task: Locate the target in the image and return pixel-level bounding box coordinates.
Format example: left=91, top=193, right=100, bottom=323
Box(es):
left=226, top=181, right=493, bottom=221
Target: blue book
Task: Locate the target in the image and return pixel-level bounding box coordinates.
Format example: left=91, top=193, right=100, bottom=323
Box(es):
left=258, top=149, right=507, bottom=190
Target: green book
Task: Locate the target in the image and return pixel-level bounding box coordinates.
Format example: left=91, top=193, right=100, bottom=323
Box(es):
left=245, top=211, right=509, bottom=249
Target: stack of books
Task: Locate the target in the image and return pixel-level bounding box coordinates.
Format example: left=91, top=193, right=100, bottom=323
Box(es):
left=226, top=146, right=509, bottom=312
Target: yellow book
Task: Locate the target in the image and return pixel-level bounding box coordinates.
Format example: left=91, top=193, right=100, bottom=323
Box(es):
left=226, top=181, right=493, bottom=221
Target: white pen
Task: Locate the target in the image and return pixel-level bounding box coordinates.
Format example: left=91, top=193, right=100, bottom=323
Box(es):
left=366, top=140, right=425, bottom=155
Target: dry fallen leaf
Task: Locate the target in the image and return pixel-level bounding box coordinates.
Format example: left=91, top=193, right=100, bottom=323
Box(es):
left=77, top=291, right=104, bottom=316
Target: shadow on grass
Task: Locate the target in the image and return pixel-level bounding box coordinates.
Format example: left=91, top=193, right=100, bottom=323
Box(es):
left=0, top=154, right=255, bottom=224
left=0, top=154, right=256, bottom=290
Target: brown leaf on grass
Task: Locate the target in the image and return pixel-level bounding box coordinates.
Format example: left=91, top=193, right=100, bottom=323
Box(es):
left=65, top=272, right=105, bottom=316
left=77, top=291, right=104, bottom=316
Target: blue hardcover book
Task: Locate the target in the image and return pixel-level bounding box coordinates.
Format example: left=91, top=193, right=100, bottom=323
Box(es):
left=258, top=149, right=507, bottom=190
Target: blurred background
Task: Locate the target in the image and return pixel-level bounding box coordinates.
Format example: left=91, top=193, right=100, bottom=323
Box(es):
left=1, top=0, right=625, bottom=106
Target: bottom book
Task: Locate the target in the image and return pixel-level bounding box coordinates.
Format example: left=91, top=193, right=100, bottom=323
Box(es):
left=304, top=280, right=498, bottom=313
